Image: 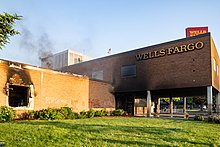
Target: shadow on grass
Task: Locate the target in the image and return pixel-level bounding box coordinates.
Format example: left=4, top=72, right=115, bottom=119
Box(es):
left=15, top=119, right=212, bottom=146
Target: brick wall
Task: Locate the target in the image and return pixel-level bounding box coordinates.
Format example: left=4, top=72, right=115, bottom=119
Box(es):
left=0, top=60, right=89, bottom=113
left=0, top=60, right=8, bottom=106
left=61, top=33, right=213, bottom=92
left=89, top=80, right=115, bottom=111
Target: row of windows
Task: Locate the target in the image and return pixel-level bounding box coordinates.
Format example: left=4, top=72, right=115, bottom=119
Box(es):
left=69, top=52, right=82, bottom=65
left=91, top=65, right=136, bottom=80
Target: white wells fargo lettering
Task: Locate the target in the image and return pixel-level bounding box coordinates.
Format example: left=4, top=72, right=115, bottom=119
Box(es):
left=189, top=30, right=207, bottom=37
left=136, top=41, right=204, bottom=61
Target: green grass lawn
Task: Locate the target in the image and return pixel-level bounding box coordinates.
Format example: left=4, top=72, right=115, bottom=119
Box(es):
left=0, top=117, right=220, bottom=147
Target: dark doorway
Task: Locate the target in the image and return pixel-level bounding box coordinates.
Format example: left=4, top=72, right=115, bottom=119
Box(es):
left=9, top=85, right=29, bottom=107
left=116, top=96, right=134, bottom=115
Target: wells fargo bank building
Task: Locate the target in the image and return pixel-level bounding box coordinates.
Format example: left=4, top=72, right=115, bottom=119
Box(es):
left=0, top=32, right=219, bottom=117
left=61, top=33, right=220, bottom=116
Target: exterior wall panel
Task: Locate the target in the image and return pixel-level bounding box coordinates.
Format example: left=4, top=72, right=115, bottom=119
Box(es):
left=61, top=33, right=213, bottom=93
left=0, top=60, right=89, bottom=114
left=89, top=80, right=115, bottom=111
left=211, top=37, right=220, bottom=91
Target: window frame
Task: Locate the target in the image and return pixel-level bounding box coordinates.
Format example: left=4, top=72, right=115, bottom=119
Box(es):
left=121, top=64, right=137, bottom=78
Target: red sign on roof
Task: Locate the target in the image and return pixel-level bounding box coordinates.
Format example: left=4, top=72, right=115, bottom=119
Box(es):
left=186, top=27, right=208, bottom=37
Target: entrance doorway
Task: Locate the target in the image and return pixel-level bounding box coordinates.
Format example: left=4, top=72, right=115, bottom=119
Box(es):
left=116, top=97, right=134, bottom=115
left=134, top=98, right=147, bottom=116
left=9, top=85, right=29, bottom=107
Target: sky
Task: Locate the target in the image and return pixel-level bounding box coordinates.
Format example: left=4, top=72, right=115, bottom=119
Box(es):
left=0, top=0, right=220, bottom=66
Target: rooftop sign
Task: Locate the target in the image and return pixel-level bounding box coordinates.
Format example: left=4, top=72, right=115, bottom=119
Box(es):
left=186, top=27, right=208, bottom=37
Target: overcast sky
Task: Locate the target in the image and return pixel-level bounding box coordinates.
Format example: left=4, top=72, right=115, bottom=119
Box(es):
left=0, top=0, right=220, bottom=66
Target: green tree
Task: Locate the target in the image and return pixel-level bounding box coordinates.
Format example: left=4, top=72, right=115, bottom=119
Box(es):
left=193, top=96, right=207, bottom=111
left=0, top=12, right=22, bottom=49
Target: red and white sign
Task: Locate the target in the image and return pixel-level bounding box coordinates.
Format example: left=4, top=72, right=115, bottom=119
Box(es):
left=186, top=27, right=208, bottom=37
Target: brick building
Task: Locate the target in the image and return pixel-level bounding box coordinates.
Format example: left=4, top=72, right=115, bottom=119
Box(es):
left=0, top=60, right=89, bottom=114
left=0, top=59, right=115, bottom=116
left=61, top=33, right=220, bottom=116
left=0, top=32, right=219, bottom=117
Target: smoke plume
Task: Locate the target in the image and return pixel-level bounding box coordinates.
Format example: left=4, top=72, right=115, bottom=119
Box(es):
left=19, top=27, right=54, bottom=68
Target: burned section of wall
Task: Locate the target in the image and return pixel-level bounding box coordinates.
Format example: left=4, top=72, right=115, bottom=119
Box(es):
left=7, top=63, right=33, bottom=86
left=89, top=79, right=115, bottom=111
left=5, top=62, right=34, bottom=109
left=0, top=59, right=90, bottom=115
left=61, top=33, right=212, bottom=93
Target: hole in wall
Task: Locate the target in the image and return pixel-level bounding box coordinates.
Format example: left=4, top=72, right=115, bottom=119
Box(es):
left=9, top=85, right=29, bottom=107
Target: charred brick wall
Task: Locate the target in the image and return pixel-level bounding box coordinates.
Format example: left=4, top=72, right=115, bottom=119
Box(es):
left=89, top=80, right=115, bottom=111
left=0, top=60, right=89, bottom=113
left=61, top=33, right=213, bottom=92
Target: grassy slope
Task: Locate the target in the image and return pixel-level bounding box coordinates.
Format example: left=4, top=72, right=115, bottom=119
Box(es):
left=0, top=117, right=220, bottom=147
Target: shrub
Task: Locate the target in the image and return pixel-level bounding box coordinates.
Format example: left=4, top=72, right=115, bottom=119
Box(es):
left=208, top=115, right=220, bottom=124
left=24, top=107, right=78, bottom=120
left=0, top=106, right=15, bottom=122
left=94, top=109, right=108, bottom=117
left=94, top=110, right=102, bottom=117
left=112, top=109, right=125, bottom=116
left=19, top=111, right=35, bottom=120
left=100, top=109, right=108, bottom=116
left=87, top=109, right=95, bottom=118
left=32, top=108, right=65, bottom=120
left=60, top=107, right=77, bottom=119
left=78, top=111, right=87, bottom=119
left=194, top=115, right=204, bottom=121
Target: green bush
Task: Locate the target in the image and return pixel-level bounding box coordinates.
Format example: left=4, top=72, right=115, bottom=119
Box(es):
left=41, top=108, right=56, bottom=120
left=112, top=109, right=125, bottom=116
left=60, top=107, right=77, bottom=119
left=208, top=115, right=220, bottom=123
left=19, top=111, right=35, bottom=120
left=101, top=109, right=108, bottom=116
left=78, top=111, right=87, bottom=119
left=0, top=106, right=15, bottom=122
left=95, top=109, right=108, bottom=117
left=24, top=107, right=78, bottom=120
left=87, top=109, right=95, bottom=118
left=31, top=108, right=64, bottom=120
left=194, top=115, right=204, bottom=121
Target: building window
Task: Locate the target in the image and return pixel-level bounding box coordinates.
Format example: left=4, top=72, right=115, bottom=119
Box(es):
left=217, top=65, right=219, bottom=76
left=78, top=58, right=81, bottom=63
left=69, top=53, right=74, bottom=65
left=214, top=58, right=217, bottom=72
left=9, top=85, right=29, bottom=107
left=121, top=65, right=136, bottom=77
left=92, top=70, right=103, bottom=80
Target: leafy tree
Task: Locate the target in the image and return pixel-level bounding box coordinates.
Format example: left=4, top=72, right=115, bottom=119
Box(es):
left=193, top=96, right=207, bottom=111
left=0, top=12, right=22, bottom=49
